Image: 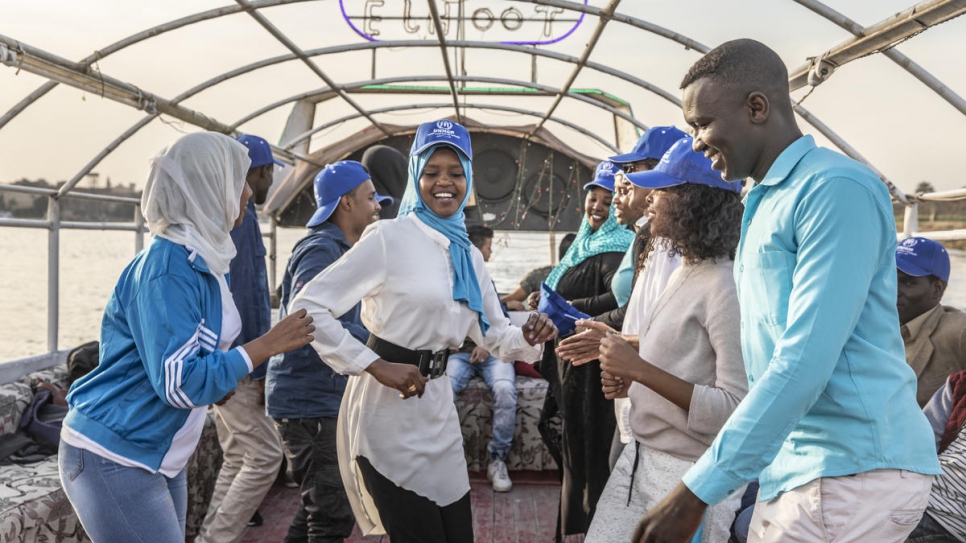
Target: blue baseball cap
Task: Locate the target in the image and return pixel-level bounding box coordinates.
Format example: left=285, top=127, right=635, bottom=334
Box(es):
left=306, top=161, right=371, bottom=227
left=625, top=137, right=742, bottom=194
left=376, top=193, right=394, bottom=207
left=896, top=237, right=950, bottom=282
left=609, top=126, right=689, bottom=165
left=583, top=161, right=617, bottom=192
left=236, top=134, right=284, bottom=169
left=411, top=119, right=473, bottom=159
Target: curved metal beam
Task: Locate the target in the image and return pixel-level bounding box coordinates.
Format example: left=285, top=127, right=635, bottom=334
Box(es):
left=233, top=0, right=391, bottom=136
left=0, top=0, right=312, bottom=131
left=791, top=0, right=966, bottom=117
left=427, top=0, right=462, bottom=123
left=283, top=101, right=621, bottom=153
left=532, top=0, right=622, bottom=135
left=228, top=74, right=648, bottom=132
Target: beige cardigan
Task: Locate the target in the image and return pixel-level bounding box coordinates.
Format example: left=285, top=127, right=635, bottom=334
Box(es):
left=628, top=257, right=748, bottom=463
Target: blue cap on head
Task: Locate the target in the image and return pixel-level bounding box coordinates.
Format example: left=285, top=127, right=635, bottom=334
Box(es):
left=625, top=137, right=742, bottom=194
left=411, top=119, right=473, bottom=160
left=583, top=161, right=617, bottom=192
left=236, top=134, right=284, bottom=169
left=897, top=237, right=950, bottom=282
left=609, top=126, right=689, bottom=165
left=375, top=193, right=394, bottom=207
left=306, top=161, right=371, bottom=227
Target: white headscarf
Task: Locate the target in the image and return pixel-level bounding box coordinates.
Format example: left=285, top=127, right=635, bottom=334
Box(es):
left=141, top=132, right=251, bottom=275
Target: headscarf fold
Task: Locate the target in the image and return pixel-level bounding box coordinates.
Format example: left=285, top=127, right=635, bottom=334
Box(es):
left=545, top=202, right=634, bottom=290
left=141, top=132, right=251, bottom=275
left=399, top=143, right=490, bottom=336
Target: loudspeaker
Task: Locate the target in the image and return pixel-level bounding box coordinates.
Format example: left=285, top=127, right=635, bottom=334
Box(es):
left=278, top=132, right=592, bottom=231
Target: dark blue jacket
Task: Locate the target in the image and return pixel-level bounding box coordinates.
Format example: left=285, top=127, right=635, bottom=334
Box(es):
left=265, top=222, right=368, bottom=419
left=229, top=201, right=272, bottom=380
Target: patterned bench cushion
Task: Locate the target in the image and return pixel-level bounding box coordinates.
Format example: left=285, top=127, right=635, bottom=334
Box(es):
left=0, top=382, right=32, bottom=439
left=0, top=362, right=224, bottom=543
left=456, top=375, right=559, bottom=471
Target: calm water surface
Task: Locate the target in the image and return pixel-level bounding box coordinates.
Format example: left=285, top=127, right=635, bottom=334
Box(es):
left=2, top=227, right=965, bottom=361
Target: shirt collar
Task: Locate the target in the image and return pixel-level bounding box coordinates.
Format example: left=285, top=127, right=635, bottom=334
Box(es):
left=310, top=220, right=351, bottom=248
left=409, top=214, right=451, bottom=249
left=901, top=303, right=944, bottom=341
left=758, top=135, right=816, bottom=187
left=635, top=216, right=648, bottom=228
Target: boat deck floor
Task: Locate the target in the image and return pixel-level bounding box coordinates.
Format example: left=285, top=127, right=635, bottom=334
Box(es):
left=240, top=470, right=586, bottom=543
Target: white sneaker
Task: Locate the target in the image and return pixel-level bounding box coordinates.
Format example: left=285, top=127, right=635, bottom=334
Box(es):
left=487, top=459, right=513, bottom=492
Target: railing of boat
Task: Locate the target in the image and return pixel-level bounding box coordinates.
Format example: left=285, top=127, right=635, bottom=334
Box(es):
left=2, top=181, right=965, bottom=383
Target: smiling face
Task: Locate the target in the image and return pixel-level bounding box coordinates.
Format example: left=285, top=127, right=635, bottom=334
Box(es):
left=418, top=147, right=467, bottom=218
left=345, top=179, right=382, bottom=229
left=645, top=189, right=673, bottom=238
left=584, top=186, right=613, bottom=232
left=683, top=77, right=762, bottom=182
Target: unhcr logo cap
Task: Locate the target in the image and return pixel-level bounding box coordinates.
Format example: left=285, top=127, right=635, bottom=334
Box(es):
left=896, top=237, right=950, bottom=282
left=410, top=119, right=473, bottom=160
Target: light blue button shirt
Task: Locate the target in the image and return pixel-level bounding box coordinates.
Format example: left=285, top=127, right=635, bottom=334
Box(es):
left=683, top=135, right=941, bottom=505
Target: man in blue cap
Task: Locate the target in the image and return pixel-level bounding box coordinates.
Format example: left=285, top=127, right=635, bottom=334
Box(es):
left=896, top=236, right=966, bottom=407
left=198, top=134, right=286, bottom=543
left=265, top=161, right=382, bottom=543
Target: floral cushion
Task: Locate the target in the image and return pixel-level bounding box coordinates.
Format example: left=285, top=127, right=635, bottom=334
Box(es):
left=0, top=363, right=224, bottom=542
left=456, top=375, right=559, bottom=471
left=0, top=382, right=33, bottom=438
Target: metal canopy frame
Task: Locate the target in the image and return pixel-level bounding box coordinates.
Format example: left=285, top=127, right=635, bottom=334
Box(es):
left=2, top=0, right=966, bottom=359
left=0, top=0, right=963, bottom=201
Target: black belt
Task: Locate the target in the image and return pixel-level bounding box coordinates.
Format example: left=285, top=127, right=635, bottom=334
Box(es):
left=366, top=335, right=450, bottom=379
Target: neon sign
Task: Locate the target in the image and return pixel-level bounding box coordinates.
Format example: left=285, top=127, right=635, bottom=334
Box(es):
left=338, top=0, right=587, bottom=45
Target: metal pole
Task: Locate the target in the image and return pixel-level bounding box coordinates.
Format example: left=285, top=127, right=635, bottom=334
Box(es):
left=47, top=196, right=60, bottom=353
left=426, top=0, right=462, bottom=123
left=902, top=203, right=920, bottom=238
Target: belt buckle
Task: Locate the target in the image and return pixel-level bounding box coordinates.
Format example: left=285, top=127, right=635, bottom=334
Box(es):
left=419, top=350, right=448, bottom=379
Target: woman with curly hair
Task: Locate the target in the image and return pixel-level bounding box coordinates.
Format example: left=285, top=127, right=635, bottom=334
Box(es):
left=577, top=137, right=748, bottom=543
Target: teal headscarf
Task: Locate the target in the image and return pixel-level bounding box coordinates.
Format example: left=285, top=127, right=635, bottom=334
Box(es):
left=398, top=143, right=490, bottom=336
left=545, top=202, right=634, bottom=290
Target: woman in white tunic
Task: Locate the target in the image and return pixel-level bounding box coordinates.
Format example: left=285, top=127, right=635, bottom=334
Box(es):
left=290, top=120, right=557, bottom=542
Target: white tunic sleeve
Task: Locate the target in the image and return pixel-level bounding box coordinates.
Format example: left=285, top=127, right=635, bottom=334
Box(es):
left=289, top=221, right=386, bottom=375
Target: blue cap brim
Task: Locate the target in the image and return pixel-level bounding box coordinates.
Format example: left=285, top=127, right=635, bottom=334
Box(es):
left=608, top=151, right=647, bottom=165
left=583, top=180, right=615, bottom=192
left=896, top=256, right=933, bottom=278
left=624, top=169, right=685, bottom=190
left=376, top=193, right=394, bottom=206
left=411, top=141, right=472, bottom=161
left=305, top=199, right=339, bottom=227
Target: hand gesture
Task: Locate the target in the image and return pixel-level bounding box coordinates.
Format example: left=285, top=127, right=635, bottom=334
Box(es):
left=556, top=319, right=613, bottom=365
left=632, top=483, right=706, bottom=542
left=523, top=312, right=558, bottom=346
left=470, top=346, right=490, bottom=364
left=365, top=359, right=429, bottom=399
left=599, top=330, right=647, bottom=382
left=243, top=308, right=315, bottom=366
left=527, top=291, right=541, bottom=310
left=601, top=370, right=628, bottom=399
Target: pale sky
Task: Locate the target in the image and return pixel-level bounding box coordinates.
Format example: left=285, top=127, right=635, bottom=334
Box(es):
left=1, top=0, right=964, bottom=194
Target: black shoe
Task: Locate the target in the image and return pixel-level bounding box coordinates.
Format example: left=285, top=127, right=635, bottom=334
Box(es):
left=248, top=511, right=263, bottom=527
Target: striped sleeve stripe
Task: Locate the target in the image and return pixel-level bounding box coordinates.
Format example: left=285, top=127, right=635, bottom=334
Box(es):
left=928, top=434, right=966, bottom=541
left=163, top=328, right=202, bottom=409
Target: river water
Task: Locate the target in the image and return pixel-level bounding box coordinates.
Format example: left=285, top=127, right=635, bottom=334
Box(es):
left=2, top=226, right=965, bottom=361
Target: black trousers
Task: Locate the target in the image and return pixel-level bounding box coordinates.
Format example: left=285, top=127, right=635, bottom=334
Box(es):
left=275, top=417, right=355, bottom=543
left=356, top=456, right=474, bottom=543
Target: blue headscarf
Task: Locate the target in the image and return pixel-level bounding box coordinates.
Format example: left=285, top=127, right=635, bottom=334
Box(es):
left=398, top=143, right=490, bottom=336
left=544, top=201, right=634, bottom=290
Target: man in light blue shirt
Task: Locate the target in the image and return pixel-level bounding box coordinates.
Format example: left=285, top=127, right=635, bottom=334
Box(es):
left=631, top=39, right=941, bottom=543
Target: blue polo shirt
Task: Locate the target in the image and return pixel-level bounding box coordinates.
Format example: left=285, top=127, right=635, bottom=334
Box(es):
left=265, top=221, right=368, bottom=419
left=683, top=135, right=941, bottom=505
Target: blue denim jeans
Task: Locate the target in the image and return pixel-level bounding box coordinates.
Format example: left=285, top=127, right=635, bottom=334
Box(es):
left=447, top=351, right=517, bottom=460
left=908, top=511, right=960, bottom=543
left=59, top=440, right=188, bottom=543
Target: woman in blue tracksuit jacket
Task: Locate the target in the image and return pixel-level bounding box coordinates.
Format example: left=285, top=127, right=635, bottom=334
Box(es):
left=58, top=132, right=314, bottom=543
